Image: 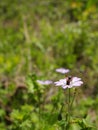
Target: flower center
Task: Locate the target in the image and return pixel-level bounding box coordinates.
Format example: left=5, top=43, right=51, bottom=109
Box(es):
left=66, top=76, right=72, bottom=85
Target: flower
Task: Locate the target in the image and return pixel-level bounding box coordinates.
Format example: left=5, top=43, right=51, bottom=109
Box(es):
left=54, top=76, right=83, bottom=89
left=36, top=80, right=53, bottom=85
left=56, top=68, right=70, bottom=74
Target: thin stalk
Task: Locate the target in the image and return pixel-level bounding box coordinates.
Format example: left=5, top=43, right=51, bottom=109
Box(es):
left=65, top=89, right=77, bottom=130
left=68, top=88, right=71, bottom=122
left=65, top=89, right=71, bottom=130
left=70, top=89, right=76, bottom=110
left=38, top=93, right=41, bottom=130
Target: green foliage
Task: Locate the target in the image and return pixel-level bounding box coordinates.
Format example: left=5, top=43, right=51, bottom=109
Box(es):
left=0, top=0, right=98, bottom=129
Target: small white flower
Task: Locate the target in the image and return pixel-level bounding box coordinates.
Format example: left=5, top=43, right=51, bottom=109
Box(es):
left=54, top=76, right=83, bottom=89
left=56, top=68, right=70, bottom=74
left=37, top=80, right=53, bottom=85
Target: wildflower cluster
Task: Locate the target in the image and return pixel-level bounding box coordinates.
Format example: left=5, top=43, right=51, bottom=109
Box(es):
left=36, top=68, right=83, bottom=89
left=36, top=68, right=85, bottom=129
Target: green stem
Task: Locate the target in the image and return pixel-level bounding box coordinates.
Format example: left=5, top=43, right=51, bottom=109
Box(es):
left=70, top=89, right=76, bottom=110
left=38, top=93, right=41, bottom=130
left=68, top=88, right=71, bottom=122
left=65, top=89, right=77, bottom=130
left=65, top=89, right=71, bottom=130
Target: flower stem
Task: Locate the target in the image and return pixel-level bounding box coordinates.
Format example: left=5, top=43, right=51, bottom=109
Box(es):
left=68, top=88, right=71, bottom=122
left=65, top=89, right=71, bottom=130
left=65, top=88, right=77, bottom=130
left=70, top=89, right=76, bottom=110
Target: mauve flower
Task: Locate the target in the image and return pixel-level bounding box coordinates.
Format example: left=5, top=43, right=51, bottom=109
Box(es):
left=54, top=76, right=83, bottom=89
left=56, top=68, right=70, bottom=74
left=37, top=80, right=53, bottom=85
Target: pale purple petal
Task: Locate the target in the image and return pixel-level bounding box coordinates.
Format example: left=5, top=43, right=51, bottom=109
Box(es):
left=56, top=68, right=70, bottom=74
left=44, top=80, right=53, bottom=85
left=37, top=80, right=53, bottom=85
left=72, top=81, right=83, bottom=86
left=54, top=81, right=62, bottom=86
left=62, top=85, right=68, bottom=89
left=59, top=79, right=67, bottom=84
left=54, top=81, right=64, bottom=86
left=54, top=79, right=67, bottom=86
left=67, top=85, right=73, bottom=88
left=72, top=77, right=81, bottom=82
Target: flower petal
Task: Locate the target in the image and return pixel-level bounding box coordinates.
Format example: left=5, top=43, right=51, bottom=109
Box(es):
left=62, top=85, right=68, bottom=89
left=56, top=68, right=70, bottom=74
left=72, top=81, right=83, bottom=86
left=67, top=85, right=73, bottom=88
left=37, top=80, right=53, bottom=85
left=72, top=77, right=81, bottom=82
left=59, top=79, right=67, bottom=84
left=54, top=79, right=67, bottom=86
left=54, top=81, right=62, bottom=86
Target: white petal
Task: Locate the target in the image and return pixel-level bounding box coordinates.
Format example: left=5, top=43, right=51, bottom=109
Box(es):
left=56, top=68, right=70, bottom=74
left=59, top=79, right=67, bottom=84
left=54, top=79, right=67, bottom=86
left=72, top=77, right=81, bottom=82
left=44, top=80, right=53, bottom=85
left=54, top=82, right=61, bottom=86
left=37, top=80, right=52, bottom=85
left=54, top=81, right=63, bottom=86
left=62, top=85, right=68, bottom=89
left=67, top=85, right=73, bottom=88
left=72, top=81, right=83, bottom=86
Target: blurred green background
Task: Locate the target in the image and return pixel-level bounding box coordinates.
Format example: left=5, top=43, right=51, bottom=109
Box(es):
left=0, top=0, right=98, bottom=129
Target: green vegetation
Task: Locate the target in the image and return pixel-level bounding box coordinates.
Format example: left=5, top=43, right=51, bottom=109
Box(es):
left=0, top=0, right=98, bottom=129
